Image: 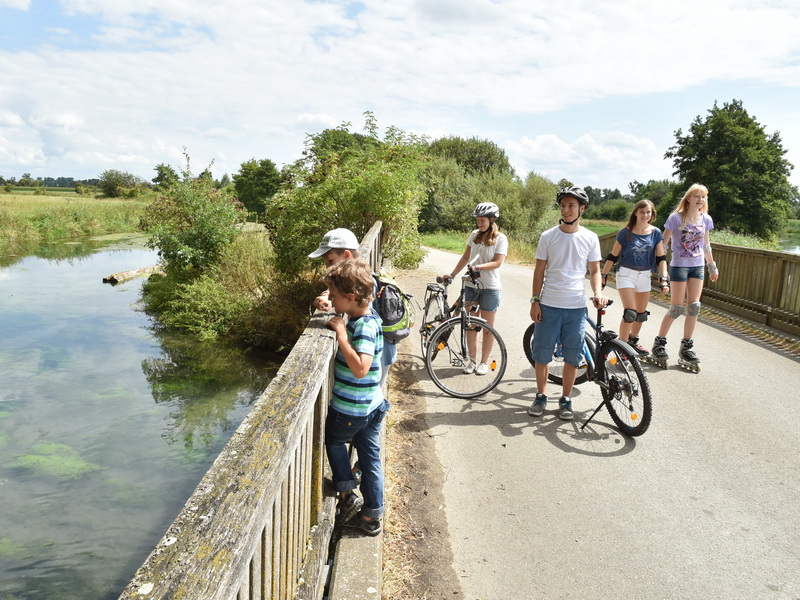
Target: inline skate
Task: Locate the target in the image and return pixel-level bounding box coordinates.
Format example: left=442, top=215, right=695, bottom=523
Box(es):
left=677, top=338, right=701, bottom=373
left=627, top=335, right=649, bottom=359
left=644, top=336, right=668, bottom=369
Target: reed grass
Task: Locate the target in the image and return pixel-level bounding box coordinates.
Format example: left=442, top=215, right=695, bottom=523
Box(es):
left=0, top=192, right=146, bottom=255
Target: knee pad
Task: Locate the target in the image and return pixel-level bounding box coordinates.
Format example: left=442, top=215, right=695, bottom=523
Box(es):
left=623, top=308, right=638, bottom=323
left=636, top=310, right=650, bottom=323
left=667, top=305, right=685, bottom=319
left=687, top=302, right=701, bottom=317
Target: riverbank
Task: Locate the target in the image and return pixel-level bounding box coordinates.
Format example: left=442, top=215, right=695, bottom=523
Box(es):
left=0, top=192, right=145, bottom=256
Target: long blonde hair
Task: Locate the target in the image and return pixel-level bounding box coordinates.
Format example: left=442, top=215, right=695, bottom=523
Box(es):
left=676, top=183, right=709, bottom=229
left=473, top=220, right=500, bottom=246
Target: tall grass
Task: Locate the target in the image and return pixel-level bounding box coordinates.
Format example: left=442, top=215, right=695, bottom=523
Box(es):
left=0, top=193, right=146, bottom=255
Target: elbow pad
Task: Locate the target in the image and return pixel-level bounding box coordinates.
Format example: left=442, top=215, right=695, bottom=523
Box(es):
left=656, top=254, right=666, bottom=265
left=704, top=243, right=712, bottom=254
left=605, top=252, right=619, bottom=264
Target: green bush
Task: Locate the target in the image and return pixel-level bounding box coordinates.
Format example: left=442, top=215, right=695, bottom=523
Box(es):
left=141, top=166, right=246, bottom=273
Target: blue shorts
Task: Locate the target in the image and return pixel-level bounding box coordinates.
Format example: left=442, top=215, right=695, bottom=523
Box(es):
left=464, top=287, right=501, bottom=312
left=670, top=265, right=705, bottom=282
left=532, top=305, right=587, bottom=367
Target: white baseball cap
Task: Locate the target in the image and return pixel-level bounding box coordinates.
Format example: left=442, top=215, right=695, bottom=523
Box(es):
left=308, top=228, right=360, bottom=258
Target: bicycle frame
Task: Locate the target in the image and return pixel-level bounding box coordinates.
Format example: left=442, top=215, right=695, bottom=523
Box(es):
left=580, top=301, right=641, bottom=431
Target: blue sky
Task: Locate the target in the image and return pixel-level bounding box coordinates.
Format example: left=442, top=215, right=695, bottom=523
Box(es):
left=1, top=0, right=799, bottom=193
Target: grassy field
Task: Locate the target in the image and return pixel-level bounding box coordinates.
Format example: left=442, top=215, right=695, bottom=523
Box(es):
left=0, top=191, right=146, bottom=255
left=421, top=218, right=785, bottom=264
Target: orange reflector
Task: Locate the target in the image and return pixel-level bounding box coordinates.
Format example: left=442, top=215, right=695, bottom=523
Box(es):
left=631, top=414, right=639, bottom=420
left=490, top=360, right=497, bottom=371
left=437, top=342, right=445, bottom=350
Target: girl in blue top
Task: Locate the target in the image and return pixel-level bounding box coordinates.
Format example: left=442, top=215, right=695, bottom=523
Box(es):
left=601, top=199, right=670, bottom=356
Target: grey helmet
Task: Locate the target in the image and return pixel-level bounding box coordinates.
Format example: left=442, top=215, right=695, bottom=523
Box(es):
left=472, top=202, right=500, bottom=218
left=556, top=186, right=590, bottom=207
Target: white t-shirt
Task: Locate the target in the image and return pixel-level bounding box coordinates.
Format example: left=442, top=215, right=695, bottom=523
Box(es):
left=536, top=225, right=601, bottom=309
left=465, top=230, right=508, bottom=290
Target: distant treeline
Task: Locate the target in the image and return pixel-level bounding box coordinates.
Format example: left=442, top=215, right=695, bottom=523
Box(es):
left=0, top=175, right=100, bottom=187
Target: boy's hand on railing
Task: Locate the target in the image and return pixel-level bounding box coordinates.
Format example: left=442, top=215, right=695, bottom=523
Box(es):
left=314, top=290, right=332, bottom=312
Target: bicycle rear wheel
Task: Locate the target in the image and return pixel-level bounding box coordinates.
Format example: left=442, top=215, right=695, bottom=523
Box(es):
left=426, top=318, right=507, bottom=398
left=522, top=322, right=591, bottom=386
left=419, top=292, right=446, bottom=357
left=599, top=339, right=652, bottom=436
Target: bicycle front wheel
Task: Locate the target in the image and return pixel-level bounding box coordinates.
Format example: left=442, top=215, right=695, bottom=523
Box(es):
left=522, top=322, right=591, bottom=386
left=600, top=339, right=652, bottom=436
left=426, top=318, right=507, bottom=399
left=419, top=293, right=446, bottom=357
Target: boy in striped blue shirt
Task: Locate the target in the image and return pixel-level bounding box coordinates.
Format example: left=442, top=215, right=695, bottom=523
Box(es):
left=323, top=258, right=388, bottom=536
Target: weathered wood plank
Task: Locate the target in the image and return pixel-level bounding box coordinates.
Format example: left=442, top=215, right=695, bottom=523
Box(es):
left=117, top=317, right=336, bottom=600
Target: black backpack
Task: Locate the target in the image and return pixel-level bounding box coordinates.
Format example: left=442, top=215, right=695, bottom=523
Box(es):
left=373, top=268, right=413, bottom=343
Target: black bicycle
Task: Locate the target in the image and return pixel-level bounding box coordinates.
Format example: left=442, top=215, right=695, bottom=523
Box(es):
left=522, top=299, right=652, bottom=436
left=420, top=263, right=507, bottom=399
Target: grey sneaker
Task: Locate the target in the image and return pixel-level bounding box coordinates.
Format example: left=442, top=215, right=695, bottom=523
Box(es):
left=336, top=493, right=363, bottom=525
left=343, top=511, right=382, bottom=536
left=558, top=397, right=574, bottom=421
left=528, top=393, right=547, bottom=417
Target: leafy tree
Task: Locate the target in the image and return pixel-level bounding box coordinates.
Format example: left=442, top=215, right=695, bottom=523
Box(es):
left=98, top=169, right=142, bottom=198
left=140, top=157, right=246, bottom=272
left=233, top=158, right=281, bottom=216
left=665, top=99, right=797, bottom=238
left=153, top=163, right=179, bottom=189
left=428, top=136, right=514, bottom=176
left=265, top=115, right=427, bottom=276
left=19, top=173, right=35, bottom=186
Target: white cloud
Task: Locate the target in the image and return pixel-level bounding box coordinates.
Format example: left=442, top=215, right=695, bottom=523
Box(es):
left=0, top=0, right=30, bottom=9
left=0, top=0, right=799, bottom=189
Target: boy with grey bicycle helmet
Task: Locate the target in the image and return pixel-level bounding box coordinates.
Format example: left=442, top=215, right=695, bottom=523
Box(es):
left=528, top=185, right=607, bottom=420
left=442, top=202, right=508, bottom=376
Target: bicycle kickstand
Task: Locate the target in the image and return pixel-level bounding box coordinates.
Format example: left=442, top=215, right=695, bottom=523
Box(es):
left=580, top=399, right=606, bottom=431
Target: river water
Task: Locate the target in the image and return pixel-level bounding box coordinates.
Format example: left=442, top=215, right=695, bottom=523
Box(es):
left=0, top=236, right=278, bottom=599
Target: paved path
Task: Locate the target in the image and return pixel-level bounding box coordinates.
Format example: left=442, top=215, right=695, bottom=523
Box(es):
left=396, top=247, right=800, bottom=600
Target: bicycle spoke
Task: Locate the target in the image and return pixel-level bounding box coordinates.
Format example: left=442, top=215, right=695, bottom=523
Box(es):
left=426, top=318, right=507, bottom=399
left=600, top=341, right=652, bottom=436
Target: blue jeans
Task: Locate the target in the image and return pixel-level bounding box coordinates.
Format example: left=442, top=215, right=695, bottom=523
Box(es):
left=325, top=399, right=390, bottom=519
left=532, top=305, right=587, bottom=367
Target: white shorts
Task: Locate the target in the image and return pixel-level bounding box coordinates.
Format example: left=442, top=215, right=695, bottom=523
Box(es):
left=616, top=266, right=652, bottom=293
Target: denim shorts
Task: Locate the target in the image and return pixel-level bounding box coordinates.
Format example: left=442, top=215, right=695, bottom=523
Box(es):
left=532, top=305, right=587, bottom=367
left=670, top=265, right=705, bottom=282
left=616, top=266, right=652, bottom=292
left=464, top=287, right=501, bottom=312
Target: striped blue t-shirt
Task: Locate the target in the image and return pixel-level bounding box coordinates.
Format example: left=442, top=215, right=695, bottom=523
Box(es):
left=331, top=310, right=384, bottom=416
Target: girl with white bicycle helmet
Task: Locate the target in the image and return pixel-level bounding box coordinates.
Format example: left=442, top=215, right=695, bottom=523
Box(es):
left=441, top=202, right=508, bottom=375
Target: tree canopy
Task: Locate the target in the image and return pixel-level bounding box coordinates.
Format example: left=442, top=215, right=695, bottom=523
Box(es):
left=665, top=99, right=798, bottom=238
left=233, top=158, right=281, bottom=216
left=427, top=136, right=514, bottom=176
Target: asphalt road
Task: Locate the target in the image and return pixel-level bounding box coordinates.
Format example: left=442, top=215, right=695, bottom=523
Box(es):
left=395, top=246, right=800, bottom=600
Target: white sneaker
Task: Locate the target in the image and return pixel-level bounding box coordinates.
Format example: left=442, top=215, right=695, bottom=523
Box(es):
left=475, top=362, right=489, bottom=376
left=463, top=361, right=476, bottom=374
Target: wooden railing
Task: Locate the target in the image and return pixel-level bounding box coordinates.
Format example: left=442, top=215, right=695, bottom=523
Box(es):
left=599, top=233, right=800, bottom=337
left=117, top=222, right=384, bottom=600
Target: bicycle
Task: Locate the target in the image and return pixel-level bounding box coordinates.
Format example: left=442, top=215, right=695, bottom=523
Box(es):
left=522, top=299, right=652, bottom=436
left=421, top=263, right=508, bottom=399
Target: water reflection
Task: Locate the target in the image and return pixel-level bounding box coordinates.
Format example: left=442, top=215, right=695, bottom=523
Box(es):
left=0, top=236, right=279, bottom=600
left=143, top=332, right=274, bottom=452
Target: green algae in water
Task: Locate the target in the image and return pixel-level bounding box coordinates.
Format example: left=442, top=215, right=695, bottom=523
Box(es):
left=0, top=536, right=26, bottom=558
left=12, top=443, right=103, bottom=479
